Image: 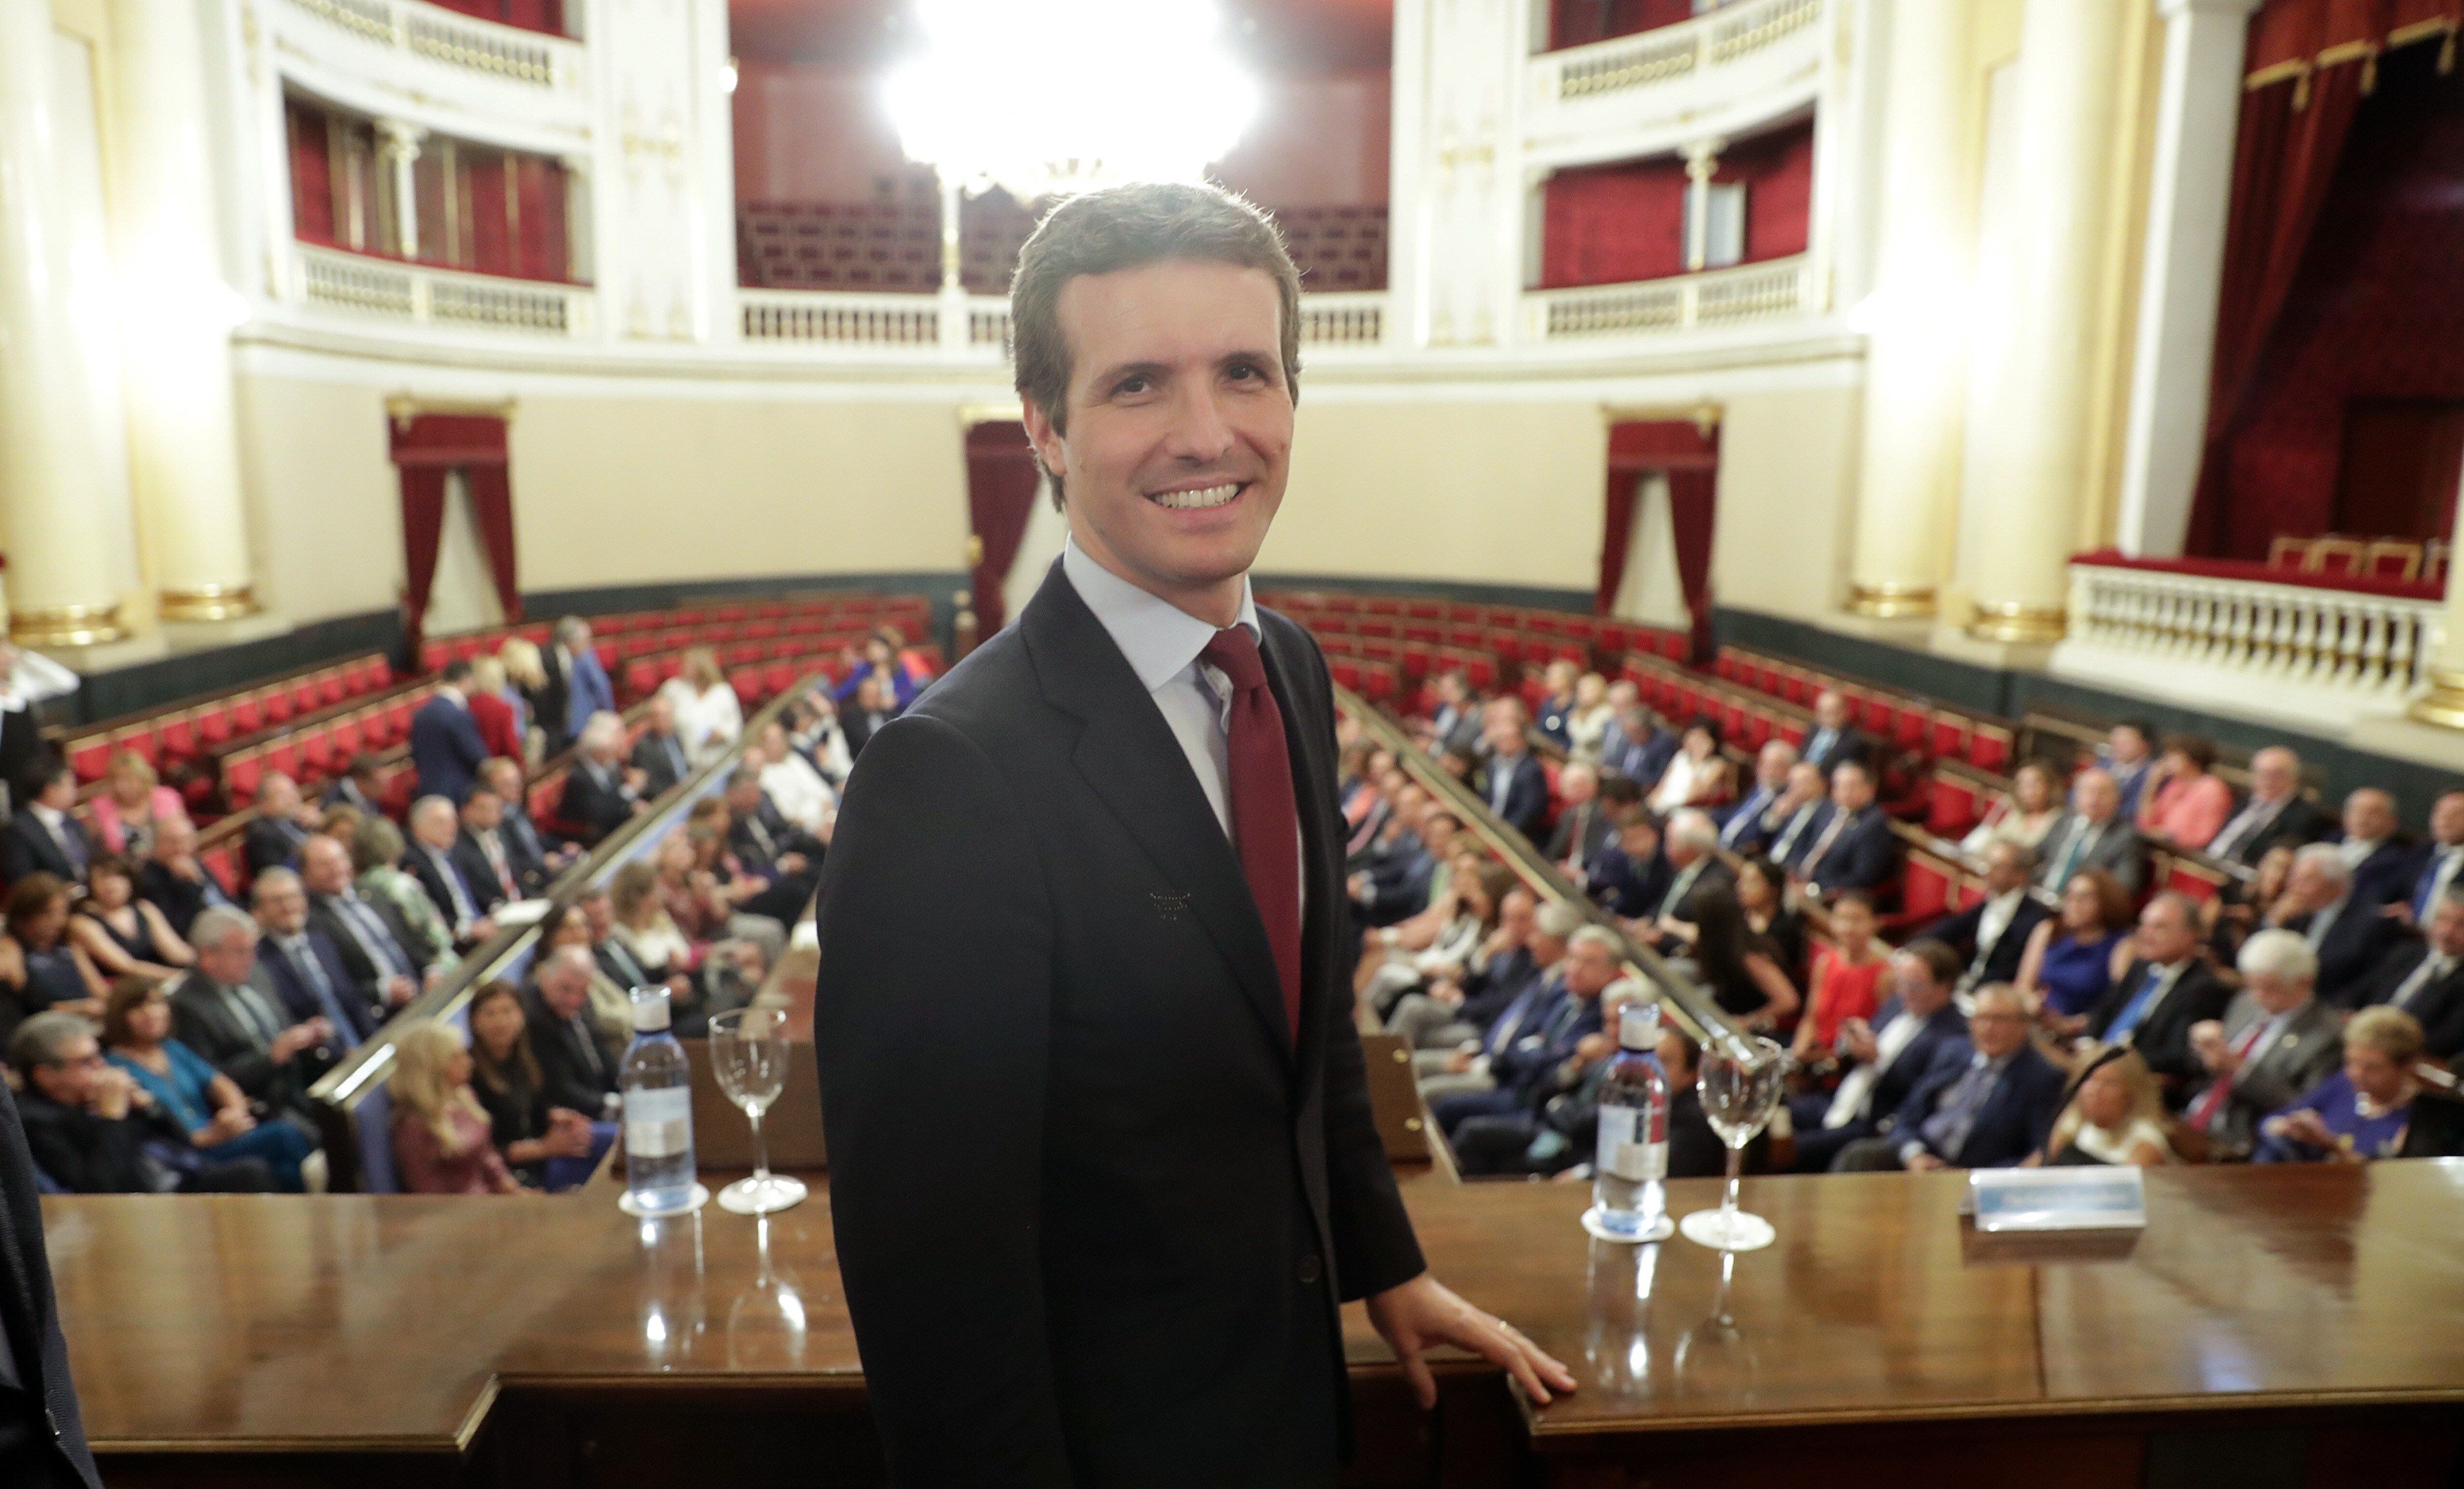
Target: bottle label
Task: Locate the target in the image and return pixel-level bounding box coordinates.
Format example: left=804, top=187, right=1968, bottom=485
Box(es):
left=625, top=1086, right=694, bottom=1159
left=1596, top=1103, right=1668, bottom=1183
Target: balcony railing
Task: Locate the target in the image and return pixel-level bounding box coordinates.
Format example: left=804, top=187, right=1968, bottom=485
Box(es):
left=1525, top=255, right=1812, bottom=341
left=2053, top=553, right=2444, bottom=728
left=297, top=243, right=592, bottom=336
left=1544, top=0, right=1821, bottom=103
left=738, top=289, right=1393, bottom=357
left=281, top=0, right=577, bottom=88
left=1299, top=292, right=1388, bottom=350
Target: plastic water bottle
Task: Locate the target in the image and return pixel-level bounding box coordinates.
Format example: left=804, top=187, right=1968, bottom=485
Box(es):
left=622, top=984, right=698, bottom=1214
left=1591, top=1000, right=1671, bottom=1240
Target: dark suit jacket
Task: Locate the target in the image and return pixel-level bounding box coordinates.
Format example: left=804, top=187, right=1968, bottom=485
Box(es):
left=1481, top=751, right=1551, bottom=841
left=166, top=969, right=313, bottom=1121
left=2340, top=837, right=2425, bottom=914
left=2351, top=941, right=2464, bottom=1059
left=2207, top=794, right=2334, bottom=868
left=1358, top=845, right=1436, bottom=927
left=407, top=696, right=488, bottom=805
left=1586, top=845, right=1669, bottom=920
left=404, top=843, right=483, bottom=935
left=256, top=930, right=380, bottom=1043
left=630, top=730, right=692, bottom=798
left=1922, top=894, right=2052, bottom=989
left=2190, top=996, right=2344, bottom=1156
left=243, top=816, right=310, bottom=879
left=522, top=986, right=621, bottom=1116
left=2034, top=814, right=2148, bottom=897
left=815, top=564, right=1423, bottom=1486
left=560, top=760, right=638, bottom=845
left=1844, top=996, right=1971, bottom=1137
left=1545, top=800, right=1614, bottom=870
left=136, top=860, right=236, bottom=939
left=2088, top=959, right=2234, bottom=1093
left=1796, top=804, right=1897, bottom=894
left=0, top=813, right=89, bottom=886
left=449, top=832, right=518, bottom=913
left=2287, top=899, right=2405, bottom=1006
left=0, top=1081, right=105, bottom=1488
left=309, top=890, right=425, bottom=999
left=1717, top=784, right=1783, bottom=853
left=1890, top=1041, right=2066, bottom=1169
left=1800, top=723, right=1874, bottom=778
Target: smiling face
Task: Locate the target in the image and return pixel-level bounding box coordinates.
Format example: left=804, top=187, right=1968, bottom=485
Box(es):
left=1023, top=258, right=1293, bottom=626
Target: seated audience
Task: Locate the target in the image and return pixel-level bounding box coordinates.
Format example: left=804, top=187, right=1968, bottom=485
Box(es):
left=465, top=979, right=609, bottom=1191
left=244, top=771, right=326, bottom=879
left=1832, top=984, right=2065, bottom=1172
left=832, top=627, right=924, bottom=714
left=1763, top=760, right=1831, bottom=867
left=408, top=660, right=490, bottom=806
left=465, top=656, right=525, bottom=761
left=1387, top=884, right=1539, bottom=1053
left=137, top=815, right=239, bottom=939
left=2204, top=746, right=2331, bottom=866
left=453, top=786, right=534, bottom=909
left=1718, top=741, right=1800, bottom=854
left=1533, top=660, right=1581, bottom=749
left=2333, top=787, right=2418, bottom=914
left=1354, top=805, right=1458, bottom=930
left=1960, top=760, right=2064, bottom=858
left=719, top=767, right=826, bottom=926
left=1734, top=855, right=1805, bottom=984
left=9, top=1009, right=271, bottom=1193
left=662, top=824, right=742, bottom=945
left=2181, top=929, right=2344, bottom=1161
left=1799, top=689, right=1873, bottom=778
left=589, top=874, right=686, bottom=991
left=1416, top=902, right=1577, bottom=1096
left=482, top=756, right=571, bottom=883
left=1562, top=672, right=1614, bottom=764
left=1586, top=807, right=1668, bottom=921
left=1417, top=670, right=1485, bottom=760
left=1360, top=857, right=1506, bottom=1016
left=322, top=752, right=387, bottom=816
left=756, top=720, right=838, bottom=838
left=1626, top=809, right=1731, bottom=950
left=250, top=868, right=378, bottom=1052
left=388, top=1021, right=522, bottom=1195
left=2031, top=1048, right=2172, bottom=1167
left=2035, top=769, right=2147, bottom=897
left=2265, top=842, right=2402, bottom=1005
left=2254, top=1006, right=2425, bottom=1164
left=404, top=795, right=497, bottom=949
left=545, top=616, right=616, bottom=752
left=353, top=817, right=456, bottom=971
left=2348, top=885, right=2464, bottom=1059
left=0, top=874, right=107, bottom=1043
left=0, top=760, right=93, bottom=884
left=102, top=977, right=313, bottom=1191
left=842, top=673, right=899, bottom=757
left=1791, top=891, right=1889, bottom=1074
left=524, top=947, right=624, bottom=1121
left=88, top=751, right=183, bottom=857
left=1686, top=888, right=1799, bottom=1032
left=1789, top=760, right=1897, bottom=901
left=565, top=710, right=649, bottom=845
left=1431, top=926, right=1619, bottom=1140
left=1544, top=763, right=1613, bottom=880
left=2204, top=841, right=2295, bottom=968
left=300, top=833, right=425, bottom=1013
left=2133, top=735, right=2234, bottom=852
left=2398, top=788, right=2464, bottom=926
left=2016, top=868, right=2132, bottom=1035
left=68, top=855, right=192, bottom=984
left=1922, top=842, right=2048, bottom=994
left=2094, top=719, right=2160, bottom=821
left=1476, top=701, right=1551, bottom=841
left=787, top=690, right=857, bottom=786
left=1788, top=940, right=1968, bottom=1172
left=167, top=907, right=328, bottom=1128
left=540, top=901, right=638, bottom=1047
left=1596, top=684, right=1677, bottom=789
left=631, top=693, right=695, bottom=798
left=661, top=647, right=744, bottom=767
left=1648, top=718, right=1732, bottom=814
left=2085, top=891, right=2232, bottom=1105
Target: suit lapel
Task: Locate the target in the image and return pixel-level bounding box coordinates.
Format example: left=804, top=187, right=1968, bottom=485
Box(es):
left=1259, top=613, right=1337, bottom=1088
left=1021, top=566, right=1294, bottom=1069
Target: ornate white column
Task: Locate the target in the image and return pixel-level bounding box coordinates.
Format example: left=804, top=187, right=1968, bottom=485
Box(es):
left=2114, top=0, right=2264, bottom=557
left=0, top=0, right=127, bottom=645
left=108, top=0, right=257, bottom=622
left=1682, top=138, right=1723, bottom=273
left=937, top=174, right=968, bottom=349
left=2408, top=471, right=2464, bottom=732
left=377, top=119, right=425, bottom=259
left=1957, top=0, right=2130, bottom=644
left=1844, top=0, right=1977, bottom=621
left=563, top=154, right=595, bottom=284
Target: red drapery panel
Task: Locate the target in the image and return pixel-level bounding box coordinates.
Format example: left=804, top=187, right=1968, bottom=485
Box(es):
left=389, top=415, right=521, bottom=662
left=1600, top=420, right=1720, bottom=661
left=285, top=97, right=333, bottom=245
left=1548, top=0, right=1695, bottom=49
left=965, top=422, right=1043, bottom=634
left=1539, top=122, right=1815, bottom=288
left=514, top=157, right=570, bottom=282
left=1718, top=124, right=1815, bottom=263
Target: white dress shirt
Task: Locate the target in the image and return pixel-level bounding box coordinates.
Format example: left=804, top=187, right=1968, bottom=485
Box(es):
left=761, top=753, right=839, bottom=835
left=1825, top=1005, right=1925, bottom=1129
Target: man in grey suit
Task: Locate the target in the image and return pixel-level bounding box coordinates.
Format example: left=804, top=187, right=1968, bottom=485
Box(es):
left=167, top=907, right=331, bottom=1130
left=2181, top=928, right=2344, bottom=1159
left=2034, top=768, right=2147, bottom=896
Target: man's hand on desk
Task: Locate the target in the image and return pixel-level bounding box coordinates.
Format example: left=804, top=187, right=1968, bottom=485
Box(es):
left=1366, top=1272, right=1577, bottom=1409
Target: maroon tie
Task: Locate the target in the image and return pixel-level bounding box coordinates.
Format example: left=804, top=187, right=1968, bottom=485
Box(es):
left=1202, top=627, right=1303, bottom=1041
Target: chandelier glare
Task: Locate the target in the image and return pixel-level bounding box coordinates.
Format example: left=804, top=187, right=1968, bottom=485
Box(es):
left=885, top=0, right=1259, bottom=202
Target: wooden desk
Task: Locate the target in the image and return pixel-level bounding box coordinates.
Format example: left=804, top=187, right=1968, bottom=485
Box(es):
left=48, top=1163, right=2464, bottom=1487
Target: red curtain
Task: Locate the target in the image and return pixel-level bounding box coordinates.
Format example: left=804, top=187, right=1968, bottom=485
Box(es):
left=1717, top=123, right=1815, bottom=264
left=389, top=415, right=521, bottom=663
left=1601, top=420, right=1720, bottom=661
left=965, top=422, right=1043, bottom=633
left=285, top=97, right=333, bottom=245
left=514, top=157, right=569, bottom=282
left=1539, top=120, right=1815, bottom=288
left=1548, top=0, right=1695, bottom=49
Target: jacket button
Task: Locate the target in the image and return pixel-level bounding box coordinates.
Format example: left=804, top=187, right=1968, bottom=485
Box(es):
left=1297, top=1254, right=1321, bottom=1285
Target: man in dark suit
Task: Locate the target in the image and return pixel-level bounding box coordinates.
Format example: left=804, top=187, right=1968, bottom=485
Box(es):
left=1352, top=810, right=1456, bottom=929
left=564, top=712, right=647, bottom=845
left=2330, top=787, right=2420, bottom=914
left=136, top=814, right=237, bottom=939
left=2083, top=891, right=2233, bottom=1104
left=0, top=1065, right=105, bottom=1488
left=402, top=797, right=494, bottom=948
left=1923, top=841, right=2050, bottom=992
left=1586, top=807, right=1669, bottom=921
left=1479, top=700, right=1551, bottom=841
left=816, top=184, right=1568, bottom=1488
left=451, top=787, right=535, bottom=908
left=1799, top=689, right=1873, bottom=778
left=1789, top=939, right=1970, bottom=1171
left=630, top=693, right=694, bottom=798
left=1790, top=760, right=1897, bottom=899
left=2274, top=842, right=2404, bottom=1005
left=1628, top=808, right=1731, bottom=949
left=2033, top=768, right=2148, bottom=896
left=2202, top=745, right=2333, bottom=867
left=1542, top=763, right=1614, bottom=877
left=240, top=771, right=318, bottom=879
left=166, top=907, right=328, bottom=1128
left=2397, top=789, right=2464, bottom=926
left=299, top=834, right=425, bottom=1012
left=1417, top=671, right=1485, bottom=761
left=408, top=660, right=490, bottom=805
left=720, top=769, right=825, bottom=926
left=542, top=617, right=615, bottom=753
left=1834, top=984, right=2065, bottom=1170
left=1412, top=902, right=1575, bottom=1094
left=525, top=947, right=621, bottom=1118
left=480, top=757, right=565, bottom=880
left=2182, top=928, right=2345, bottom=1159
left=1429, top=927, right=1619, bottom=1139
left=838, top=674, right=897, bottom=759
left=1717, top=740, right=1799, bottom=854
left=249, top=869, right=379, bottom=1054
left=2350, top=887, right=2464, bottom=1059
left=8, top=1012, right=270, bottom=1194
left=0, top=763, right=89, bottom=885
left=321, top=753, right=385, bottom=816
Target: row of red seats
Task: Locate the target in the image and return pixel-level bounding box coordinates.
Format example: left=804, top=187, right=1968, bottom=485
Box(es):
left=1709, top=646, right=2013, bottom=776
left=417, top=592, right=930, bottom=673
left=61, top=654, right=396, bottom=787
left=218, top=686, right=440, bottom=811
left=1263, top=591, right=1689, bottom=673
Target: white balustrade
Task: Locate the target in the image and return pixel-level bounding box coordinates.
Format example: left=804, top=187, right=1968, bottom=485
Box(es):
left=296, top=243, right=591, bottom=336
left=1525, top=255, right=1810, bottom=340
left=2052, top=558, right=2444, bottom=730
left=736, top=290, right=1392, bottom=360
left=281, top=0, right=574, bottom=89
left=1298, top=292, right=1388, bottom=350
left=1542, top=0, right=1821, bottom=103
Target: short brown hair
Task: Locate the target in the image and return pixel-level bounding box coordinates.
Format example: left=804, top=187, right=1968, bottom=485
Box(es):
left=100, top=975, right=164, bottom=1048
left=1897, top=938, right=1965, bottom=990
left=1010, top=182, right=1303, bottom=509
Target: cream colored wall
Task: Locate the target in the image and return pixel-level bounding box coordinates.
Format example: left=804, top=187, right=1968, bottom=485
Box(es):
left=234, top=374, right=400, bottom=622
left=1709, top=384, right=1864, bottom=624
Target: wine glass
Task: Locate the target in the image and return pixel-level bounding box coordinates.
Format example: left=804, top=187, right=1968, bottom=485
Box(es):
left=710, top=1006, right=807, bottom=1215
left=1679, top=1035, right=1786, bottom=1252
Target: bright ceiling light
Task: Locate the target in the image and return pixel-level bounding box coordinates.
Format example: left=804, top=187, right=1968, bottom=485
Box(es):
left=885, top=0, right=1258, bottom=201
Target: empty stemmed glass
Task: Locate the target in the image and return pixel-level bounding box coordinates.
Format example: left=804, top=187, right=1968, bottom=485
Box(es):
left=1679, top=1035, right=1786, bottom=1252
left=709, top=1006, right=807, bottom=1215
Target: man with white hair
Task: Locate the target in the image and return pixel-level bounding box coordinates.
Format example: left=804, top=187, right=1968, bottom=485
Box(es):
left=1543, top=761, right=1611, bottom=878
left=2272, top=841, right=2402, bottom=1004
left=2183, top=928, right=2343, bottom=1158
left=757, top=719, right=839, bottom=838
left=1718, top=740, right=1799, bottom=853
left=524, top=945, right=623, bottom=1119
left=563, top=710, right=647, bottom=845
left=2035, top=767, right=2146, bottom=896
left=1633, top=809, right=1730, bottom=949
left=2206, top=746, right=2331, bottom=867
left=1832, top=984, right=2064, bottom=1171
left=250, top=867, right=378, bottom=1054
left=168, top=905, right=329, bottom=1126
left=1595, top=681, right=1673, bottom=788
left=1431, top=925, right=1620, bottom=1142
left=403, top=795, right=495, bottom=949
left=630, top=691, right=694, bottom=797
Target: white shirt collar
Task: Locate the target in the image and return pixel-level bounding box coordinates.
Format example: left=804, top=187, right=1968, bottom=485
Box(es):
left=439, top=685, right=466, bottom=707
left=1061, top=537, right=1260, bottom=694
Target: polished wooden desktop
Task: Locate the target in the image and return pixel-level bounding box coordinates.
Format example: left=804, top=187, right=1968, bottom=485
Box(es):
left=47, top=1159, right=2464, bottom=1487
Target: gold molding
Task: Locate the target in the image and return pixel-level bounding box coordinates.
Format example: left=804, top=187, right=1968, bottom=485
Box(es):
left=1845, top=581, right=1937, bottom=619
left=2408, top=667, right=2464, bottom=732
left=385, top=394, right=516, bottom=432
left=1965, top=600, right=2066, bottom=645
left=11, top=603, right=128, bottom=648
left=159, top=583, right=261, bottom=623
